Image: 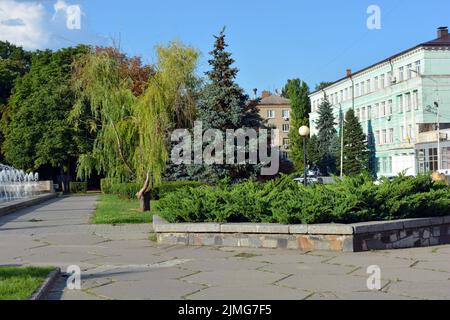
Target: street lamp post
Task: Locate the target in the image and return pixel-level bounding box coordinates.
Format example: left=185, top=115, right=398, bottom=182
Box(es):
left=299, top=126, right=310, bottom=186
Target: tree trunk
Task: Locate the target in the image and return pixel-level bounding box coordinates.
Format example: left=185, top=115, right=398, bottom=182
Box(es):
left=136, top=173, right=151, bottom=212
left=139, top=190, right=151, bottom=212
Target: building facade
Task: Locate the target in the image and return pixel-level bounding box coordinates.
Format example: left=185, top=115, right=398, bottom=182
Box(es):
left=309, top=27, right=450, bottom=177
left=257, top=91, right=291, bottom=160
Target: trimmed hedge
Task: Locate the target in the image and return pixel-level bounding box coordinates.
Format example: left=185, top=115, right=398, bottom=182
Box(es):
left=155, top=174, right=450, bottom=224
left=69, top=182, right=88, bottom=193
left=100, top=179, right=205, bottom=200
left=100, top=178, right=120, bottom=195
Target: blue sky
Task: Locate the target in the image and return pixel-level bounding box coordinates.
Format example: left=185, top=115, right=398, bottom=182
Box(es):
left=1, top=0, right=449, bottom=94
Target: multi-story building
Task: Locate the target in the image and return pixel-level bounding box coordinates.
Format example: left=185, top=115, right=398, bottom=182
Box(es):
left=309, top=27, right=450, bottom=177
left=257, top=91, right=291, bottom=160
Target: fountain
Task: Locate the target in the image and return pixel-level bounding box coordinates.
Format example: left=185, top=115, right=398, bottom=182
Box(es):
left=0, top=163, right=40, bottom=202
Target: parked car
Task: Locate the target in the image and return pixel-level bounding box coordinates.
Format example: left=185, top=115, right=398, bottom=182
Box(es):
left=293, top=175, right=323, bottom=185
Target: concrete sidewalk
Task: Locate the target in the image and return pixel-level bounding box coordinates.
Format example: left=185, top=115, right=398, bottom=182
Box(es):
left=1, top=195, right=450, bottom=300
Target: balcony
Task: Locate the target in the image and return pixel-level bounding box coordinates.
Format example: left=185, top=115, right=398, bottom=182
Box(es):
left=417, top=131, right=448, bottom=144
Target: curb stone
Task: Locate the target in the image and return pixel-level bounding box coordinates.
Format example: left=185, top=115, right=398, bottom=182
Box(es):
left=29, top=268, right=61, bottom=300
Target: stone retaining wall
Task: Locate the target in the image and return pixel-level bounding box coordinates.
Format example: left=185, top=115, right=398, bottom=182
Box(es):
left=0, top=193, right=58, bottom=217
left=153, top=215, right=450, bottom=252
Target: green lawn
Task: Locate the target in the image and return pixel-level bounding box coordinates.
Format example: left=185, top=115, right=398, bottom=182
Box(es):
left=0, top=266, right=54, bottom=300
left=92, top=194, right=155, bottom=224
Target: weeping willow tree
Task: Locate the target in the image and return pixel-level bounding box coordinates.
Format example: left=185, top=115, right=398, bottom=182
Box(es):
left=71, top=42, right=199, bottom=211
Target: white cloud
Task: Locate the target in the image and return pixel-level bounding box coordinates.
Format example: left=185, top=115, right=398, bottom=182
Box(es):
left=0, top=0, right=49, bottom=50
left=0, top=0, right=105, bottom=51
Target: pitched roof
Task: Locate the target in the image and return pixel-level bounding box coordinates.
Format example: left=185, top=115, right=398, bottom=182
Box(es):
left=258, top=95, right=290, bottom=106
left=310, top=31, right=450, bottom=95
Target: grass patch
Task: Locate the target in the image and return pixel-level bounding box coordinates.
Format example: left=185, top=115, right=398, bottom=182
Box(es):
left=92, top=194, right=155, bottom=224
left=148, top=233, right=157, bottom=242
left=234, top=252, right=260, bottom=259
left=0, top=266, right=54, bottom=300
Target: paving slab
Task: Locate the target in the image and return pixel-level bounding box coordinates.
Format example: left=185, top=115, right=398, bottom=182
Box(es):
left=2, top=195, right=450, bottom=300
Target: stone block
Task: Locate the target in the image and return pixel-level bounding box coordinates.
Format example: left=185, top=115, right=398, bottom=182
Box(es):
left=297, top=235, right=314, bottom=251
left=220, top=223, right=289, bottom=234
left=352, top=221, right=404, bottom=234
left=262, top=238, right=278, bottom=249
left=433, top=227, right=441, bottom=237
left=342, top=236, right=354, bottom=252
left=289, top=225, right=308, bottom=234
left=307, top=224, right=353, bottom=235
left=154, top=222, right=221, bottom=233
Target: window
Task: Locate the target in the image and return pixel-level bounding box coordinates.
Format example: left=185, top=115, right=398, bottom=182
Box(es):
left=267, top=110, right=275, bottom=118
left=389, top=128, right=394, bottom=143
left=388, top=100, right=393, bottom=115
left=400, top=126, right=405, bottom=141
left=415, top=60, right=421, bottom=75
left=418, top=149, right=426, bottom=173
left=367, top=79, right=371, bottom=93
left=398, top=95, right=404, bottom=113
left=282, top=124, right=290, bottom=132
left=360, top=82, right=365, bottom=95
left=429, top=148, right=438, bottom=171
left=381, top=74, right=385, bottom=88
left=282, top=110, right=290, bottom=119
left=355, top=84, right=360, bottom=97
left=413, top=91, right=419, bottom=110
left=408, top=124, right=413, bottom=140
left=374, top=103, right=379, bottom=118
left=281, top=151, right=288, bottom=160
left=382, top=157, right=387, bottom=173
left=367, top=105, right=372, bottom=120
left=407, top=64, right=412, bottom=79
left=387, top=71, right=393, bottom=85
left=399, top=67, right=404, bottom=82
left=382, top=129, right=387, bottom=144
left=344, top=88, right=348, bottom=100
left=361, top=107, right=366, bottom=121
left=374, top=77, right=379, bottom=91
left=405, top=93, right=411, bottom=112
left=381, top=101, right=386, bottom=117
left=375, top=130, right=380, bottom=145
left=340, top=90, right=343, bottom=102
left=283, top=138, right=290, bottom=146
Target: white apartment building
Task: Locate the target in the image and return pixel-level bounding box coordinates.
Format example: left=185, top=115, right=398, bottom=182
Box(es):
left=309, top=27, right=450, bottom=177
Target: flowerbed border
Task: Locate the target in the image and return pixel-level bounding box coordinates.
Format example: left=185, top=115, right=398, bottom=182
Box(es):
left=153, top=215, right=450, bottom=252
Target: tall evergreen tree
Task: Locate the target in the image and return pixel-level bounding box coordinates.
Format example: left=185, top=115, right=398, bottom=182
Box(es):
left=174, top=27, right=264, bottom=182
left=316, top=98, right=338, bottom=174
left=198, top=27, right=260, bottom=131
left=341, top=108, right=369, bottom=175
left=306, top=134, right=320, bottom=169
left=282, top=79, right=310, bottom=171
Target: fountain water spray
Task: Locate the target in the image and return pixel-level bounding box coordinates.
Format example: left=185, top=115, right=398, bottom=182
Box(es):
left=0, top=163, right=40, bottom=202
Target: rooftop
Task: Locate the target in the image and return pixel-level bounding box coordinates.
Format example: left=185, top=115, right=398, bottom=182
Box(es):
left=258, top=95, right=290, bottom=106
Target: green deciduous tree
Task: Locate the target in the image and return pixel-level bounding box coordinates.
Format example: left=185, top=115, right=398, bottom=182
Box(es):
left=72, top=42, right=199, bottom=211
left=2, top=46, right=89, bottom=188
left=0, top=41, right=32, bottom=158
left=315, top=82, right=334, bottom=91
left=316, top=98, right=338, bottom=174
left=341, top=108, right=369, bottom=175
left=282, top=78, right=310, bottom=171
